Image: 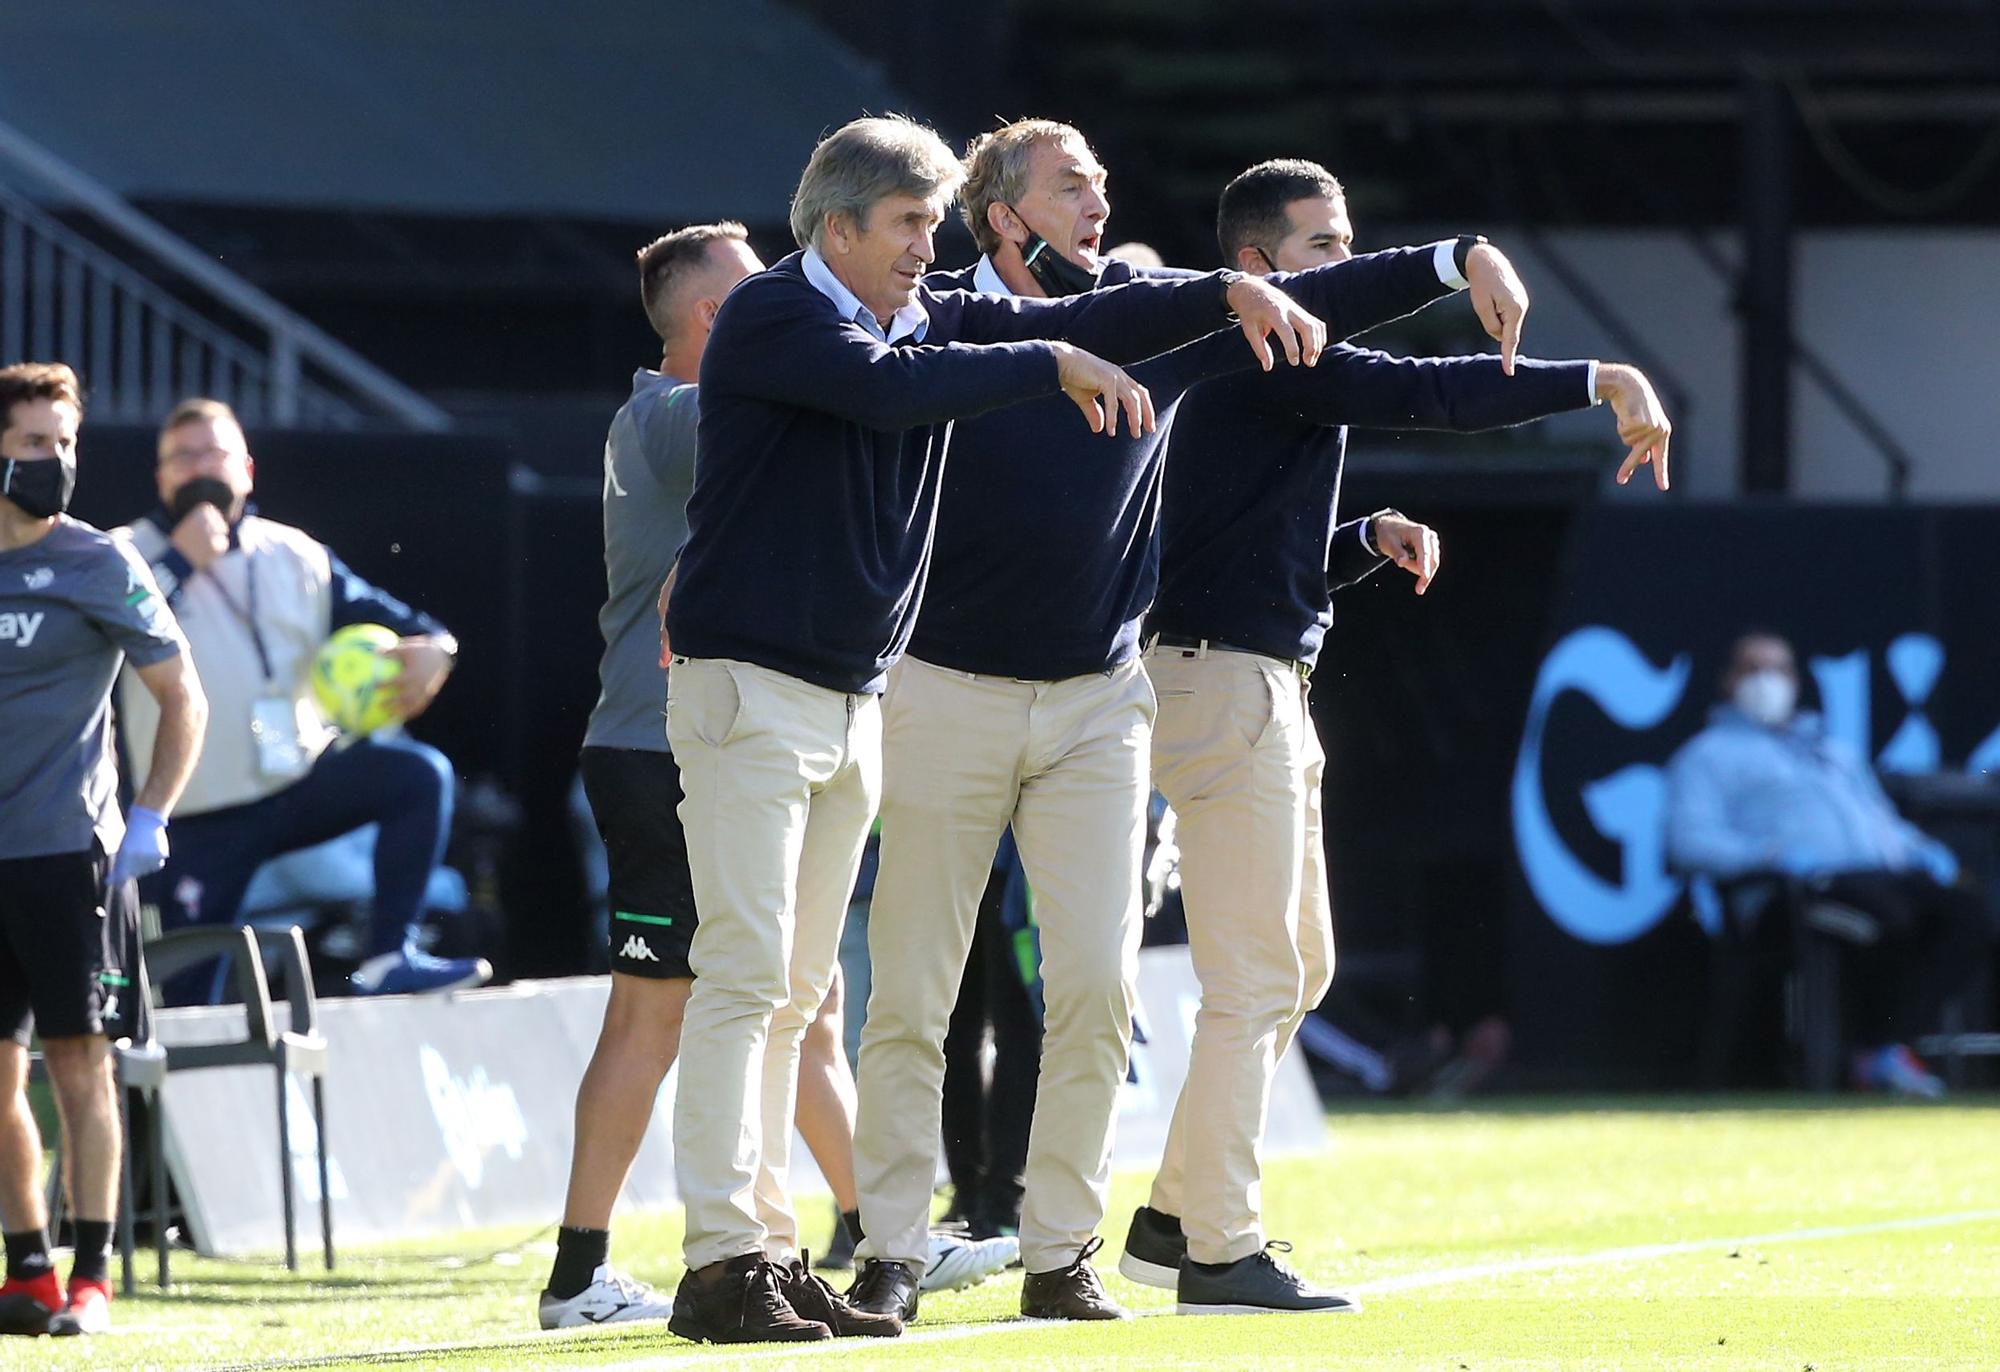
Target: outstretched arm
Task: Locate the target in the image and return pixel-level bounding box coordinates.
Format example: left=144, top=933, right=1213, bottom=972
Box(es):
left=1259, top=348, right=1672, bottom=490
left=946, top=270, right=1325, bottom=372
left=1127, top=241, right=1536, bottom=397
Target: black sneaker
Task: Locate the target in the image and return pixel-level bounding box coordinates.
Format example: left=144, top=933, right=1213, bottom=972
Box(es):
left=782, top=1256, right=904, bottom=1337
left=846, top=1257, right=921, bottom=1322
left=667, top=1254, right=831, bottom=1344
left=1118, top=1205, right=1185, bottom=1289
left=1176, top=1242, right=1361, bottom=1316
left=1020, top=1237, right=1129, bottom=1321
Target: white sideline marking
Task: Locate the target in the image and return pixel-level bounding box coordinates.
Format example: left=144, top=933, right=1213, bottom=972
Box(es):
left=1349, top=1207, right=2000, bottom=1295
left=598, top=1207, right=2000, bottom=1369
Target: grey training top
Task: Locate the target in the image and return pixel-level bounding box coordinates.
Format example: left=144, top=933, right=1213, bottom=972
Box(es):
left=0, top=516, right=185, bottom=860
left=582, top=370, right=697, bottom=753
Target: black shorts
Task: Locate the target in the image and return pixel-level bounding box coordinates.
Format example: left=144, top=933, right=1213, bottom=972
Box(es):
left=0, top=845, right=142, bottom=1043
left=580, top=746, right=696, bottom=980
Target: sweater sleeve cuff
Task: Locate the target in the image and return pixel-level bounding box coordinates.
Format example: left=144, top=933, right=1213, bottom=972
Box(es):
left=1433, top=240, right=1469, bottom=291
left=1587, top=359, right=1602, bottom=405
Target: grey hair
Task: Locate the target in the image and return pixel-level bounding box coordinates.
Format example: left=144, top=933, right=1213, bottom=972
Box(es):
left=789, top=115, right=964, bottom=251
left=961, top=119, right=1087, bottom=256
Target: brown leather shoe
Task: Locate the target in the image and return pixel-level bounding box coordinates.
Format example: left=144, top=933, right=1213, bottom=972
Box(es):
left=667, top=1254, right=831, bottom=1344
left=1019, top=1237, right=1130, bottom=1320
left=781, top=1255, right=905, bottom=1337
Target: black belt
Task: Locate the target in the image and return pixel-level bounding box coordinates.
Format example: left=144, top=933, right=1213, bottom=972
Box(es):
left=1147, top=633, right=1311, bottom=679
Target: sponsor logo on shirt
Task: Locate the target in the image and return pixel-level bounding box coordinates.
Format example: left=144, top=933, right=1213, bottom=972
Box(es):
left=0, top=610, right=45, bottom=647
left=619, top=934, right=659, bottom=963
left=23, top=567, right=52, bottom=590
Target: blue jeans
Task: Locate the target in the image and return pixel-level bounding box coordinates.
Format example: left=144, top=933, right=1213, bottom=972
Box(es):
left=146, top=735, right=455, bottom=1004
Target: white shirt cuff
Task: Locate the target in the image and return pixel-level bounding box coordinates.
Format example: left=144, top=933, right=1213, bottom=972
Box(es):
left=1433, top=239, right=1469, bottom=291
left=1588, top=359, right=1602, bottom=405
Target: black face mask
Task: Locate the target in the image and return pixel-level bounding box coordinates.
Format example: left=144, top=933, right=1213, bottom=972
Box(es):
left=0, top=455, right=76, bottom=519
left=168, top=476, right=239, bottom=525
left=1017, top=230, right=1101, bottom=298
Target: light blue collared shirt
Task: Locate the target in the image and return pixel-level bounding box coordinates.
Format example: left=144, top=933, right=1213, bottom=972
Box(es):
left=802, top=246, right=929, bottom=345
left=1665, top=705, right=1954, bottom=881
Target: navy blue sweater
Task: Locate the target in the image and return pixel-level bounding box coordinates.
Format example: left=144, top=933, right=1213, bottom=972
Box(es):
left=667, top=251, right=1244, bottom=693
left=907, top=246, right=1459, bottom=680
left=1152, top=351, right=1594, bottom=668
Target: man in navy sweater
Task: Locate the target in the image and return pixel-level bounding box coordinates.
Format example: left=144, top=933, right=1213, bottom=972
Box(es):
left=849, top=119, right=1538, bottom=1325
left=1117, top=158, right=1672, bottom=1315
left=659, top=114, right=1333, bottom=1345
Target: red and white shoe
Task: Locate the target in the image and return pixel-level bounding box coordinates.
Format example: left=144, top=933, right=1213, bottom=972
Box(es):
left=50, top=1276, right=110, bottom=1337
left=1851, top=1043, right=1946, bottom=1100
left=0, top=1269, right=62, bottom=1336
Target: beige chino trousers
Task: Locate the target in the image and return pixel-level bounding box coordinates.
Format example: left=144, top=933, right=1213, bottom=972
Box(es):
left=665, top=656, right=881, bottom=1270
left=854, top=655, right=1153, bottom=1274
left=1141, top=643, right=1333, bottom=1265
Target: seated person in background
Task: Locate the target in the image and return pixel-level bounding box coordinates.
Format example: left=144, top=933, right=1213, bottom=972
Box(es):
left=116, top=398, right=487, bottom=1000
left=1665, top=630, right=1988, bottom=1096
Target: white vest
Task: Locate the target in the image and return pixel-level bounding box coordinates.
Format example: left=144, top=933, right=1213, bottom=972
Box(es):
left=118, top=515, right=336, bottom=815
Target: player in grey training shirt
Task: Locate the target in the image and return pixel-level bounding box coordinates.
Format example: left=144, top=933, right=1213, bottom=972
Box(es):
left=582, top=372, right=697, bottom=756
left=0, top=363, right=206, bottom=1339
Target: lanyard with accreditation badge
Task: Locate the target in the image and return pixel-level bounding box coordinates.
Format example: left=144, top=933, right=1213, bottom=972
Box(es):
left=203, top=548, right=310, bottom=779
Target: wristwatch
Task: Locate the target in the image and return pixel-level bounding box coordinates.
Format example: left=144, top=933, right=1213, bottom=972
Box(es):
left=1364, top=509, right=1406, bottom=558
left=1217, top=268, right=1248, bottom=318
left=1453, top=235, right=1489, bottom=279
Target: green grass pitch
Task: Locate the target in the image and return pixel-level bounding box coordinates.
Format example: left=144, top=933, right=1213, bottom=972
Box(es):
left=7, top=1096, right=1996, bottom=1370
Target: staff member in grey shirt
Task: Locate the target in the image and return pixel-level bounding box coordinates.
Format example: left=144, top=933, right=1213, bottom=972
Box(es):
left=0, top=363, right=205, bottom=1339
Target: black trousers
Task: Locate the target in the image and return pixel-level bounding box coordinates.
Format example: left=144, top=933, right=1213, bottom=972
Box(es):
left=939, top=863, right=1042, bottom=1230
left=1812, top=870, right=1990, bottom=1044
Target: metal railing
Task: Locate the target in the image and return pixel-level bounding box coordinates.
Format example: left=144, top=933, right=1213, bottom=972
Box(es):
left=0, top=118, right=449, bottom=432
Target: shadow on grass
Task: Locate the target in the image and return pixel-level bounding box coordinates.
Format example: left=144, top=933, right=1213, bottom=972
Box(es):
left=206, top=1324, right=693, bottom=1371
left=125, top=1282, right=471, bottom=1309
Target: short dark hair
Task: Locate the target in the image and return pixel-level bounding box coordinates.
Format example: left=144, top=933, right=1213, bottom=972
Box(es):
left=637, top=221, right=749, bottom=345
left=0, top=361, right=82, bottom=436
left=157, top=396, right=241, bottom=445
left=1216, top=159, right=1345, bottom=264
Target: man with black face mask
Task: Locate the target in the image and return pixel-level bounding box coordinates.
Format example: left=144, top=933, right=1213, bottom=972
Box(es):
left=116, top=397, right=486, bottom=1001
left=0, top=362, right=206, bottom=1339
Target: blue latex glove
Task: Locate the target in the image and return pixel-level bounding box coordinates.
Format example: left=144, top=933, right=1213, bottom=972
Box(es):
left=1917, top=839, right=1961, bottom=886
left=109, top=805, right=170, bottom=885
left=1774, top=842, right=1824, bottom=878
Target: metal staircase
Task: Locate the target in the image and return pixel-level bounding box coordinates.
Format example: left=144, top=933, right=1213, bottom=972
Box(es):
left=0, top=118, right=449, bottom=432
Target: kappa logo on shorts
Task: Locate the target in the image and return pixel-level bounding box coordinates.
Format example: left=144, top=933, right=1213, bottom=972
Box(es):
left=619, top=934, right=659, bottom=963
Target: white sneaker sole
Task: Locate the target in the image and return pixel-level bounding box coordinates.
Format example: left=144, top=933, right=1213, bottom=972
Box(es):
left=537, top=1301, right=674, bottom=1330
left=49, top=1306, right=109, bottom=1336
left=1175, top=1298, right=1362, bottom=1316
left=1117, top=1251, right=1180, bottom=1290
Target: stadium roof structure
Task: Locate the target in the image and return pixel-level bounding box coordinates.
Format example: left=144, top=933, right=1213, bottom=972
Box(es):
left=0, top=0, right=913, bottom=222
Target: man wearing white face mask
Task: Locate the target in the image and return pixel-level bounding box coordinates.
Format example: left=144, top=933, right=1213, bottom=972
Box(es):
left=1665, top=631, right=1990, bottom=1097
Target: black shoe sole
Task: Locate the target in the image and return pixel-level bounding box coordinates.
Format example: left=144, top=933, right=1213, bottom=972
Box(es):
left=666, top=1313, right=833, bottom=1344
